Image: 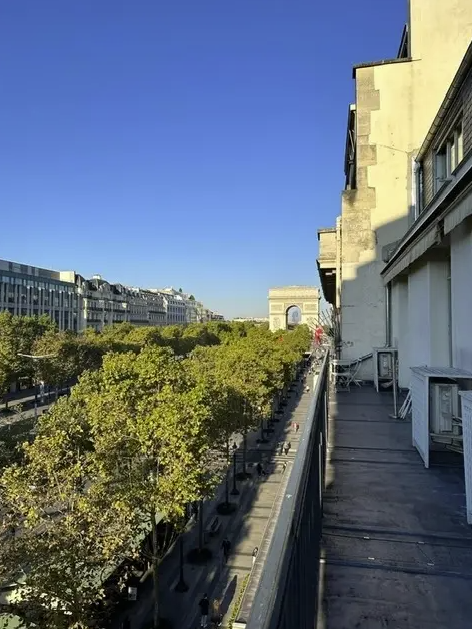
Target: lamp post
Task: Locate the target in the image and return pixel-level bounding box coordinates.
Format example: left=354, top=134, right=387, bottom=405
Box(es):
left=175, top=534, right=188, bottom=592
left=231, top=442, right=239, bottom=495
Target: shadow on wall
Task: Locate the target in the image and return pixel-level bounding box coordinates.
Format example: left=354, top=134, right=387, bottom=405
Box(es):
left=339, top=213, right=415, bottom=382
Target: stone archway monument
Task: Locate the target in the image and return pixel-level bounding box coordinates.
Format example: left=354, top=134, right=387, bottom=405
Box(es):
left=268, top=285, right=320, bottom=332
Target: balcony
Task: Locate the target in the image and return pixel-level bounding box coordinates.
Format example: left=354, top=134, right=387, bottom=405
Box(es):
left=242, top=356, right=472, bottom=629
left=317, top=227, right=337, bottom=305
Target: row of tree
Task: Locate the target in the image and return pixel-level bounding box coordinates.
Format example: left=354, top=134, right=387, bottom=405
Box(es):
left=0, top=322, right=311, bottom=629
left=0, top=312, right=259, bottom=405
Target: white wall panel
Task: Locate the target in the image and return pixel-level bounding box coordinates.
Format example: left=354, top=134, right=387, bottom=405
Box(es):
left=392, top=279, right=410, bottom=388
left=408, top=264, right=430, bottom=367
left=451, top=223, right=472, bottom=372
left=407, top=259, right=450, bottom=370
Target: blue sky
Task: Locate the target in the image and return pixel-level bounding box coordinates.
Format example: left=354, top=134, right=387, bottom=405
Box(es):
left=0, top=1, right=405, bottom=318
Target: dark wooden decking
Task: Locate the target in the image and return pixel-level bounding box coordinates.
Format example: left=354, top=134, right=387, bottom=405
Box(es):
left=318, top=385, right=472, bottom=629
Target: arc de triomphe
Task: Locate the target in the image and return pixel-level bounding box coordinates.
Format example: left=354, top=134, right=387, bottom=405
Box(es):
left=268, top=285, right=320, bottom=332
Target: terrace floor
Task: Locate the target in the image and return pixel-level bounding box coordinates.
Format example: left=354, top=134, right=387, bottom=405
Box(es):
left=318, top=384, right=472, bottom=629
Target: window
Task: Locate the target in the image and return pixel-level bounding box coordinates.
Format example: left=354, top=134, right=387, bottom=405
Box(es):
left=434, top=119, right=464, bottom=192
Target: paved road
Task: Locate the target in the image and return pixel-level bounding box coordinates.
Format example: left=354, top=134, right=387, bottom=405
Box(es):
left=0, top=388, right=69, bottom=431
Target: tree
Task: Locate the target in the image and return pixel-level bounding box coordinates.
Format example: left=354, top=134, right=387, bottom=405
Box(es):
left=0, top=396, right=136, bottom=629
left=32, top=331, right=103, bottom=392
left=124, top=326, right=164, bottom=348
left=74, top=347, right=216, bottom=628
left=190, top=346, right=242, bottom=512
left=0, top=313, right=56, bottom=409
left=213, top=341, right=269, bottom=476
left=159, top=325, right=187, bottom=355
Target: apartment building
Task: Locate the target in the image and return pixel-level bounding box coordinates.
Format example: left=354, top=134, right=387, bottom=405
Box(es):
left=153, top=288, right=221, bottom=324
left=0, top=262, right=219, bottom=332
left=382, top=40, right=472, bottom=386
left=210, top=312, right=224, bottom=321
left=151, top=288, right=187, bottom=325
left=0, top=259, right=80, bottom=331
left=317, top=0, right=472, bottom=378
left=74, top=275, right=167, bottom=332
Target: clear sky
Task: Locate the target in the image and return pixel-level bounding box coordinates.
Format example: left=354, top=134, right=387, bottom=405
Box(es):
left=0, top=0, right=406, bottom=318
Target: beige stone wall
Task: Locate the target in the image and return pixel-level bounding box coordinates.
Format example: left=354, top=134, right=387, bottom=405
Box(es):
left=410, top=0, right=472, bottom=146
left=318, top=229, right=336, bottom=264
left=339, top=0, right=472, bottom=373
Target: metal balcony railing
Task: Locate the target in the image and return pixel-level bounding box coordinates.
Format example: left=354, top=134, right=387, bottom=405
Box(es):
left=244, top=351, right=329, bottom=629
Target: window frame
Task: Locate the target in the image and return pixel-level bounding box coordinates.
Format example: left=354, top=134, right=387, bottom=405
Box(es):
left=433, top=114, right=464, bottom=194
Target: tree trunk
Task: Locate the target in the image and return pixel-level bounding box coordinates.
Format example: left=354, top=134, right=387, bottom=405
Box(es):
left=242, top=431, right=247, bottom=475
left=198, top=499, right=204, bottom=551
left=152, top=513, right=160, bottom=629
left=225, top=440, right=230, bottom=504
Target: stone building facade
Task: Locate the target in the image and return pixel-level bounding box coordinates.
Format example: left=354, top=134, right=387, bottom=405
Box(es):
left=317, top=0, right=472, bottom=377
left=0, top=262, right=221, bottom=332
left=382, top=41, right=472, bottom=386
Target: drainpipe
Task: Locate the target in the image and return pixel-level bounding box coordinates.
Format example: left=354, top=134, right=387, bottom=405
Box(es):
left=413, top=161, right=423, bottom=221
left=385, top=283, right=392, bottom=347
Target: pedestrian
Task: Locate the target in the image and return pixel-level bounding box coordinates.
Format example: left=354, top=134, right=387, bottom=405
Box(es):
left=305, top=385, right=310, bottom=393
left=221, top=537, right=231, bottom=564
left=295, top=423, right=300, bottom=433
left=252, top=546, right=259, bottom=568
left=256, top=462, right=262, bottom=478
left=284, top=442, right=291, bottom=456
left=282, top=461, right=287, bottom=474
left=199, top=594, right=210, bottom=628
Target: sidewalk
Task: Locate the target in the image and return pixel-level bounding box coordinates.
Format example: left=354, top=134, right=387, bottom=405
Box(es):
left=120, top=370, right=314, bottom=629
left=0, top=401, right=51, bottom=431
left=0, top=388, right=69, bottom=430
left=1, top=386, right=70, bottom=415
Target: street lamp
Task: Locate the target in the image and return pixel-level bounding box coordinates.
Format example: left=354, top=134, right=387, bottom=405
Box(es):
left=175, top=533, right=189, bottom=592
left=230, top=441, right=239, bottom=495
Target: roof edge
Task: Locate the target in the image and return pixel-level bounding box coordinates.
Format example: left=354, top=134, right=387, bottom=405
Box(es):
left=352, top=56, right=411, bottom=79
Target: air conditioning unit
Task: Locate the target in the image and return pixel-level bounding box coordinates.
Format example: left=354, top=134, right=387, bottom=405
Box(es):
left=429, top=382, right=459, bottom=435
left=373, top=348, right=397, bottom=391
left=378, top=353, right=393, bottom=379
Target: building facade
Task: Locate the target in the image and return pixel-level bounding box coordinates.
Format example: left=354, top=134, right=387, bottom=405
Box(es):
left=0, top=263, right=220, bottom=332
left=0, top=260, right=80, bottom=331
left=74, top=275, right=167, bottom=332
left=317, top=0, right=472, bottom=377
left=382, top=40, right=472, bottom=387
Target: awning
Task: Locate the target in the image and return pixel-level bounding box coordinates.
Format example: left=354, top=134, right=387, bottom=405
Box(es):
left=382, top=225, right=438, bottom=285
left=444, top=187, right=472, bottom=234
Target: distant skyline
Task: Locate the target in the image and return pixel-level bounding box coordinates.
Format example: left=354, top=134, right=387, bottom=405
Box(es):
left=0, top=1, right=406, bottom=318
